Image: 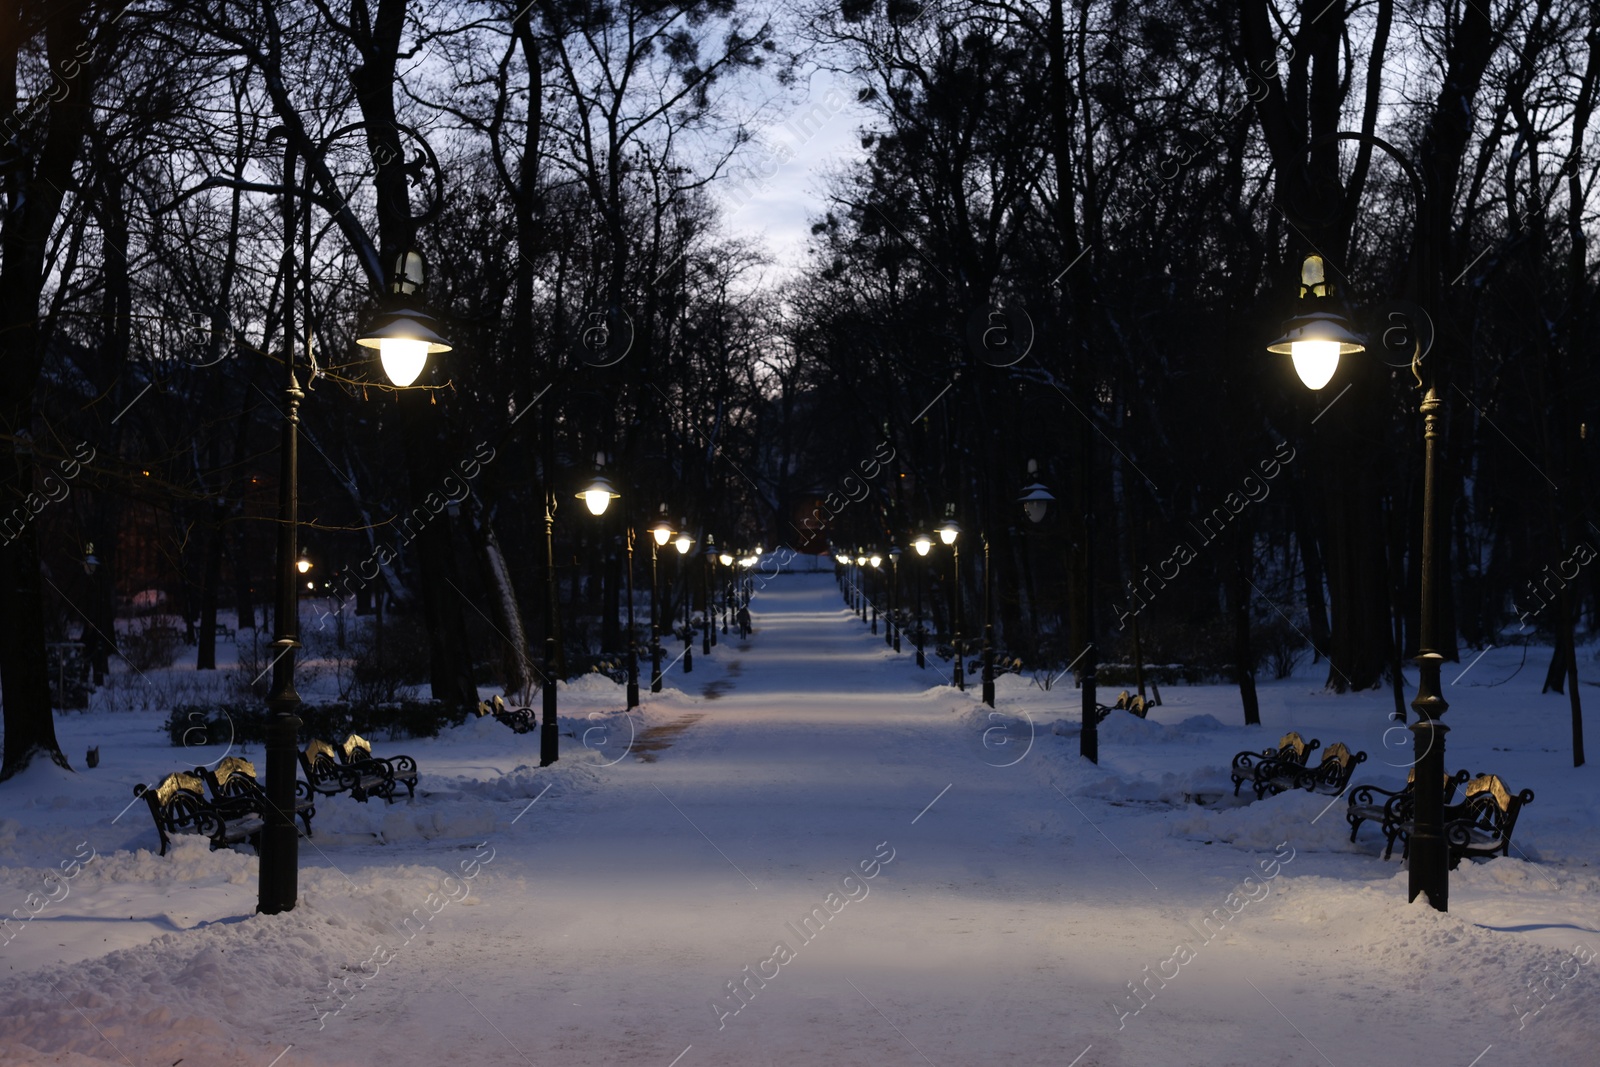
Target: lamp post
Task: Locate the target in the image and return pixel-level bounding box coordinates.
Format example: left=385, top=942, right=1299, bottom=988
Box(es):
left=259, top=246, right=306, bottom=918
left=1017, top=458, right=1095, bottom=760
left=912, top=532, right=931, bottom=668
left=535, top=457, right=621, bottom=757
left=261, top=150, right=451, bottom=914
left=649, top=508, right=672, bottom=692
left=980, top=532, right=995, bottom=708
left=887, top=547, right=901, bottom=651
left=939, top=507, right=963, bottom=691
left=869, top=552, right=882, bottom=633
left=675, top=527, right=694, bottom=672
left=718, top=550, right=733, bottom=633
left=619, top=511, right=639, bottom=709
left=701, top=536, right=717, bottom=655
left=1267, top=134, right=1448, bottom=909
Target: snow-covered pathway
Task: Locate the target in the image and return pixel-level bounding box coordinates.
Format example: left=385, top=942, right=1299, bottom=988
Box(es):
left=2, top=572, right=1597, bottom=1066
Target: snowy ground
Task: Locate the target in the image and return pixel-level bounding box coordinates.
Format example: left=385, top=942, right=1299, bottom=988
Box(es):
left=2, top=572, right=1597, bottom=1066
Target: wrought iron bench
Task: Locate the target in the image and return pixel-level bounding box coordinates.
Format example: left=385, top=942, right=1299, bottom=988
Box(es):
left=1245, top=741, right=1367, bottom=800
left=1369, top=773, right=1534, bottom=867
left=299, top=738, right=401, bottom=803
left=482, top=694, right=537, bottom=734
left=198, top=756, right=315, bottom=838
left=1442, top=775, right=1535, bottom=867
left=134, top=771, right=266, bottom=855
left=1346, top=768, right=1472, bottom=859
left=1230, top=731, right=1321, bottom=796
left=338, top=733, right=418, bottom=800
left=1091, top=690, right=1154, bottom=724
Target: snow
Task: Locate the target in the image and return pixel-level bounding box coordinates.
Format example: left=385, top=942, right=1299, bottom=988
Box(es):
left=1, top=573, right=1597, bottom=1065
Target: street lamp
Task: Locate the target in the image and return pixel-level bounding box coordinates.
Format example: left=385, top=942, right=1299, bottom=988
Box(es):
left=701, top=536, right=717, bottom=654
left=981, top=531, right=995, bottom=708
left=261, top=144, right=453, bottom=917
left=868, top=552, right=881, bottom=633
left=1266, top=130, right=1449, bottom=911
left=649, top=507, right=673, bottom=692
left=675, top=525, right=694, bottom=673
left=1019, top=459, right=1056, bottom=523
left=573, top=456, right=634, bottom=706
left=887, top=546, right=901, bottom=651
left=576, top=460, right=620, bottom=516
left=718, top=550, right=734, bottom=634
left=912, top=530, right=931, bottom=668
left=354, top=250, right=454, bottom=388
left=1266, top=255, right=1365, bottom=391
left=938, top=507, right=964, bottom=690
left=1018, top=459, right=1098, bottom=760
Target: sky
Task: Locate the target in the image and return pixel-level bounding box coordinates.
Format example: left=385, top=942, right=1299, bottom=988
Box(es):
left=711, top=66, right=876, bottom=280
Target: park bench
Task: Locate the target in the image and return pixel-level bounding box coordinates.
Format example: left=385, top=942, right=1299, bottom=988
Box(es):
left=481, top=694, right=537, bottom=734
left=213, top=623, right=235, bottom=641
left=198, top=756, right=315, bottom=839
left=134, top=771, right=266, bottom=855
left=1091, top=690, right=1154, bottom=724
left=1346, top=768, right=1472, bottom=859
left=338, top=733, right=419, bottom=799
left=1230, top=731, right=1320, bottom=796
left=1442, top=774, right=1535, bottom=867
left=1245, top=741, right=1368, bottom=800
left=299, top=737, right=408, bottom=803
left=967, top=653, right=1024, bottom=677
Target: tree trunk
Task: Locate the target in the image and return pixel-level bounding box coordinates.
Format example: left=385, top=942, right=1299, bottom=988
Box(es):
left=0, top=3, right=97, bottom=779
left=398, top=388, right=479, bottom=708
left=461, top=494, right=535, bottom=700
left=1233, top=529, right=1261, bottom=726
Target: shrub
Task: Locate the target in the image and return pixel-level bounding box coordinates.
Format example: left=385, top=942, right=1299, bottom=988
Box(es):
left=120, top=616, right=184, bottom=672
left=166, top=698, right=462, bottom=748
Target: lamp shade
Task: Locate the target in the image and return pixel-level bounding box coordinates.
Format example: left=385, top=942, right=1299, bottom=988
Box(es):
left=718, top=552, right=733, bottom=566
left=1019, top=481, right=1055, bottom=524
left=356, top=304, right=453, bottom=387
left=576, top=473, right=619, bottom=516
left=1267, top=255, right=1365, bottom=390
left=1267, top=314, right=1365, bottom=390
left=674, top=533, right=694, bottom=554
left=938, top=519, right=960, bottom=545
left=913, top=533, right=932, bottom=556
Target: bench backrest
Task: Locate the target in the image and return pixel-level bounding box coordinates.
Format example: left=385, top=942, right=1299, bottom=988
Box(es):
left=139, top=772, right=214, bottom=836
left=154, top=771, right=206, bottom=806
left=1463, top=774, right=1533, bottom=813
left=213, top=756, right=258, bottom=788
left=341, top=733, right=373, bottom=763
left=1448, top=774, right=1535, bottom=844
left=1275, top=731, right=1319, bottom=764
left=304, top=738, right=340, bottom=776
left=1321, top=742, right=1360, bottom=770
